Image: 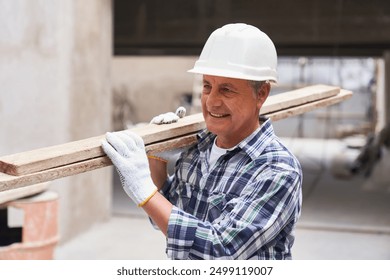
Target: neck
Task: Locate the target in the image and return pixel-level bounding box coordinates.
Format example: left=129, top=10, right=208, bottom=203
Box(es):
left=215, top=122, right=260, bottom=149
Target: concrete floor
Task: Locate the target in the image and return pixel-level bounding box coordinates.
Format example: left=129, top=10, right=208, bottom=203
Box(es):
left=54, top=138, right=390, bottom=260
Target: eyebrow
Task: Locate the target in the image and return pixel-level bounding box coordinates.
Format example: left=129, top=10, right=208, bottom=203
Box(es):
left=220, top=83, right=238, bottom=90
left=203, top=79, right=238, bottom=91
left=203, top=78, right=211, bottom=85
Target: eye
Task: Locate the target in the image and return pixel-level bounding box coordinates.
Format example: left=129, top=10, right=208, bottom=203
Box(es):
left=220, top=87, right=237, bottom=95
left=202, top=84, right=211, bottom=94
left=221, top=87, right=231, bottom=92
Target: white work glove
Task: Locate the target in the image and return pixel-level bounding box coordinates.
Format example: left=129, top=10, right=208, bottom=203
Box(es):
left=148, top=148, right=186, bottom=163
left=102, top=130, right=157, bottom=207
left=150, top=106, right=186, bottom=125
left=148, top=148, right=187, bottom=176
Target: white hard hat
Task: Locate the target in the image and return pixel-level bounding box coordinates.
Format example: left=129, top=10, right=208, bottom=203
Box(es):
left=188, top=23, right=278, bottom=83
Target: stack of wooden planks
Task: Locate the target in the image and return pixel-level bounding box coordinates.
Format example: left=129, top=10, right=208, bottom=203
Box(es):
left=0, top=84, right=352, bottom=199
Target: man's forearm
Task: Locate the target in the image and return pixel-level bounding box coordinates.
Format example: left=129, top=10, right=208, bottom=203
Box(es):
left=142, top=191, right=172, bottom=236
left=148, top=157, right=168, bottom=190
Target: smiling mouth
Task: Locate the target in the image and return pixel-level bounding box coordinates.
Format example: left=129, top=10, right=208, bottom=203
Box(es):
left=209, top=112, right=229, bottom=118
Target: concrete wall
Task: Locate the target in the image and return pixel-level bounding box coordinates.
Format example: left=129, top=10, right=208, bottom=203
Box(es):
left=0, top=0, right=112, bottom=242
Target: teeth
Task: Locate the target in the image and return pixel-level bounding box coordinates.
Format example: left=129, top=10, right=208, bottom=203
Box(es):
left=210, top=112, right=228, bottom=118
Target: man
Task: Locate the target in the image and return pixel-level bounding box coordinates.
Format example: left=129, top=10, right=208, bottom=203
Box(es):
left=102, top=23, right=302, bottom=259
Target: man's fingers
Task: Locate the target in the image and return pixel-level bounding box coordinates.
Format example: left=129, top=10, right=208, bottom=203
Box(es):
left=150, top=109, right=185, bottom=125
left=115, top=131, right=141, bottom=152
left=102, top=139, right=121, bottom=164
left=175, top=106, right=186, bottom=118
left=150, top=115, right=164, bottom=124
left=164, top=113, right=179, bottom=123
left=105, top=132, right=131, bottom=157
left=124, top=130, right=145, bottom=149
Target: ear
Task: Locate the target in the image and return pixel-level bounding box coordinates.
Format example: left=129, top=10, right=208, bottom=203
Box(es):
left=256, top=82, right=270, bottom=109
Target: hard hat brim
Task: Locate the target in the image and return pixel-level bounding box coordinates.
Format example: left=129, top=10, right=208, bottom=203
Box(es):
left=187, top=66, right=278, bottom=83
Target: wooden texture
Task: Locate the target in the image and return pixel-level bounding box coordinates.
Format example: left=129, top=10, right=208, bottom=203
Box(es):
left=260, top=84, right=340, bottom=114
left=268, top=89, right=352, bottom=121
left=0, top=84, right=339, bottom=177
left=0, top=85, right=352, bottom=194
left=0, top=156, right=111, bottom=192
left=0, top=182, right=49, bottom=205
left=0, top=115, right=205, bottom=177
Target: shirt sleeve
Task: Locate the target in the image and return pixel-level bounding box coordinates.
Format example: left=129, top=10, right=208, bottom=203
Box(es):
left=165, top=168, right=302, bottom=260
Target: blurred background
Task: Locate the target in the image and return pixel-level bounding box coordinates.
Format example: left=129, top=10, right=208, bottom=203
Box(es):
left=1, top=0, right=389, bottom=259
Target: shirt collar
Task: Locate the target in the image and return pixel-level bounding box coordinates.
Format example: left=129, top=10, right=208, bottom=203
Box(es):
left=237, top=117, right=275, bottom=160
left=196, top=117, right=275, bottom=160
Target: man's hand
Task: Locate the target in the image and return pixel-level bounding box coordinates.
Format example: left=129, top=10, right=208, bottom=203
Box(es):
left=150, top=106, right=186, bottom=125
left=102, top=130, right=157, bottom=207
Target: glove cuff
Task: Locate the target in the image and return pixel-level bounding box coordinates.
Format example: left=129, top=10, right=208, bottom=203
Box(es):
left=137, top=187, right=158, bottom=207
left=148, top=155, right=168, bottom=163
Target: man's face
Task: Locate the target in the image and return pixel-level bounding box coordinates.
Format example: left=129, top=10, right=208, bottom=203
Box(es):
left=201, top=75, right=268, bottom=148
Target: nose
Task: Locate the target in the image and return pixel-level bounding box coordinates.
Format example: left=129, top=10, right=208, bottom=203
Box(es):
left=205, top=88, right=222, bottom=108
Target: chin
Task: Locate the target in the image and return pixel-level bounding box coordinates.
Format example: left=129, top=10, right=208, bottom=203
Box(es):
left=205, top=123, right=224, bottom=136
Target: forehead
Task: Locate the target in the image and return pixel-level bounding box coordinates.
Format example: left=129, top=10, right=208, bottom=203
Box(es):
left=203, top=75, right=249, bottom=87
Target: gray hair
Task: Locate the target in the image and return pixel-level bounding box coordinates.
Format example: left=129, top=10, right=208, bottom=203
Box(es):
left=248, top=80, right=269, bottom=96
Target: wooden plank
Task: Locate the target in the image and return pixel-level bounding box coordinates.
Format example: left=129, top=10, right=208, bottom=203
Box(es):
left=144, top=86, right=349, bottom=153
left=0, top=156, right=112, bottom=192
left=0, top=115, right=205, bottom=177
left=145, top=133, right=198, bottom=154
left=0, top=84, right=340, bottom=177
left=0, top=88, right=352, bottom=193
left=266, top=89, right=352, bottom=121
left=0, top=182, right=49, bottom=205
left=261, top=84, right=340, bottom=114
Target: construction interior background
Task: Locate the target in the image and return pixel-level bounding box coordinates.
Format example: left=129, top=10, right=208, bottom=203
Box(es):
left=1, top=0, right=390, bottom=259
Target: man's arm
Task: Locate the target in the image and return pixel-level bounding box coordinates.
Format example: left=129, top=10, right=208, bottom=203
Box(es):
left=142, top=191, right=172, bottom=235
left=164, top=172, right=302, bottom=259
left=145, top=156, right=172, bottom=235
left=102, top=131, right=172, bottom=235
left=148, top=156, right=168, bottom=190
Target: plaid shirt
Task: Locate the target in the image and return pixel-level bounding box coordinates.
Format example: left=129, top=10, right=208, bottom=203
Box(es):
left=161, top=118, right=302, bottom=260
